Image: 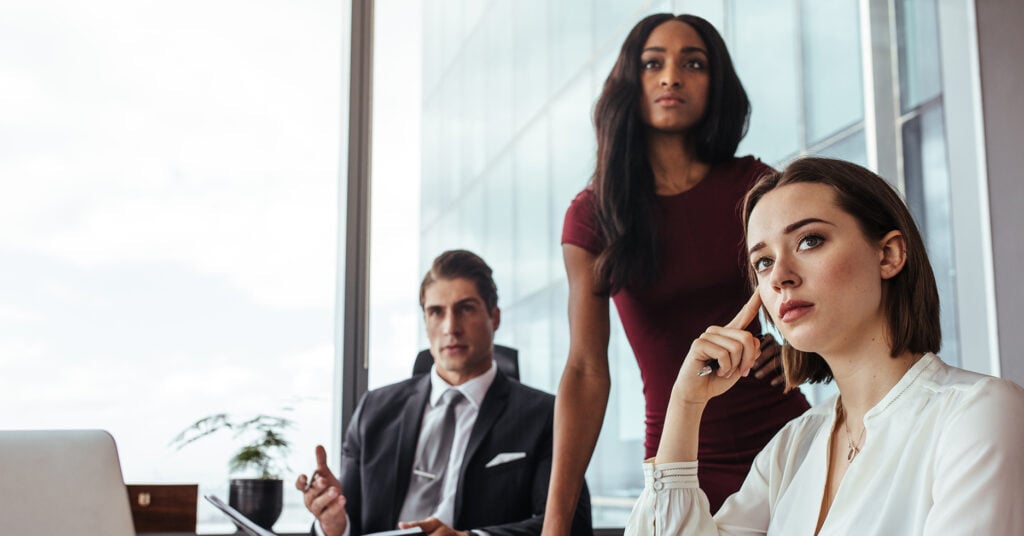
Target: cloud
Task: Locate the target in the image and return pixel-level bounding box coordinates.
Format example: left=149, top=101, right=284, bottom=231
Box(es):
left=0, top=0, right=342, bottom=310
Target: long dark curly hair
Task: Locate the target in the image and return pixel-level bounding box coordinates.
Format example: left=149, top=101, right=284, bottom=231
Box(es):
left=591, top=13, right=750, bottom=294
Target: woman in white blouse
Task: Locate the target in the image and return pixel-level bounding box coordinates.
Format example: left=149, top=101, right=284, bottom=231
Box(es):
left=625, top=157, right=1024, bottom=535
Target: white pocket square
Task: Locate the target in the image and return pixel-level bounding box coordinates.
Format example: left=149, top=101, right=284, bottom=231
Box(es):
left=485, top=452, right=527, bottom=468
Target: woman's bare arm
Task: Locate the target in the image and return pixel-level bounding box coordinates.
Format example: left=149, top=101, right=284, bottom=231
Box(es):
left=542, top=244, right=611, bottom=535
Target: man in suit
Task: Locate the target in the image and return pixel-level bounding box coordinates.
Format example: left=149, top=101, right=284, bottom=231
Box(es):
left=297, top=250, right=591, bottom=536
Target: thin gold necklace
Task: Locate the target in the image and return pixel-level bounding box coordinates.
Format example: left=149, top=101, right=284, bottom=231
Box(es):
left=840, top=402, right=866, bottom=463
left=837, top=353, right=927, bottom=463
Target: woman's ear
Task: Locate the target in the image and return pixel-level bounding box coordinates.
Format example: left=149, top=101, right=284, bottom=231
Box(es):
left=878, top=230, right=907, bottom=280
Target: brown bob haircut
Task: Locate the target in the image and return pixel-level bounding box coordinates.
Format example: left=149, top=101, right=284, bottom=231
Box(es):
left=419, top=249, right=499, bottom=315
left=742, top=157, right=941, bottom=391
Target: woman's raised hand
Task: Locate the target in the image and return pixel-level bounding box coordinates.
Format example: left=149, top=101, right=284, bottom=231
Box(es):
left=656, top=290, right=766, bottom=463
left=676, top=290, right=764, bottom=404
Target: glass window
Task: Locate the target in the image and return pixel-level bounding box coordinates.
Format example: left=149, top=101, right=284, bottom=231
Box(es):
left=370, top=0, right=425, bottom=389
left=513, top=117, right=553, bottom=302
left=594, top=0, right=653, bottom=51
left=421, top=98, right=443, bottom=226
left=732, top=0, right=802, bottom=162
left=509, top=288, right=555, bottom=389
left=678, top=0, right=725, bottom=31
left=482, top=155, right=517, bottom=300
left=812, top=128, right=868, bottom=168
left=549, top=0, right=594, bottom=95
left=593, top=306, right=646, bottom=525
left=896, top=0, right=943, bottom=112
left=592, top=47, right=620, bottom=101
left=1, top=1, right=341, bottom=532
left=439, top=0, right=464, bottom=74
left=482, top=0, right=515, bottom=163
left=549, top=72, right=597, bottom=246
left=902, top=104, right=960, bottom=363
left=801, top=0, right=864, bottom=144
left=894, top=0, right=959, bottom=366
left=464, top=181, right=488, bottom=259
left=464, top=34, right=488, bottom=181
left=422, top=0, right=444, bottom=97
left=513, top=0, right=550, bottom=133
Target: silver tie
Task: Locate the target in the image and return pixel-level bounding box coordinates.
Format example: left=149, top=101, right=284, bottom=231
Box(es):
left=401, top=389, right=464, bottom=522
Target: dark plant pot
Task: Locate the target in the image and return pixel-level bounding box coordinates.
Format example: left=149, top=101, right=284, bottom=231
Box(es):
left=228, top=478, right=283, bottom=531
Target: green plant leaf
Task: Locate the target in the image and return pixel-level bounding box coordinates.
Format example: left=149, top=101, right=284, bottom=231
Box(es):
left=170, top=412, right=293, bottom=479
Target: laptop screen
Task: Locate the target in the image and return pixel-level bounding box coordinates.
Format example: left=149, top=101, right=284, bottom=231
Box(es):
left=0, top=429, right=136, bottom=536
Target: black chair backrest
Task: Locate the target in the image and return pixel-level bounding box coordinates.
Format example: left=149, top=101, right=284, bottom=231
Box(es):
left=412, top=344, right=519, bottom=381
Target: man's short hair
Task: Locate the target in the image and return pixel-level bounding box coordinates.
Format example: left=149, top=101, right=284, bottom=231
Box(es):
left=419, top=250, right=499, bottom=314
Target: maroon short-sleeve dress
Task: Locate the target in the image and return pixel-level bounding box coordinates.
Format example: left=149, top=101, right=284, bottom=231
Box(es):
left=562, top=156, right=810, bottom=512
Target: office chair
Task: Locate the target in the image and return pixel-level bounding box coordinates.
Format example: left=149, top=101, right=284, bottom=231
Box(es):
left=412, top=344, right=519, bottom=381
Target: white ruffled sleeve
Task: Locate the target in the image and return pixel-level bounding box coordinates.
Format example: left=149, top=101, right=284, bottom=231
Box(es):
left=624, top=435, right=783, bottom=536
left=624, top=461, right=719, bottom=536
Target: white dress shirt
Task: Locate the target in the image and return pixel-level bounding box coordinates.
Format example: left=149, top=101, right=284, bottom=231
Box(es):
left=322, top=361, right=497, bottom=536
left=624, top=354, right=1024, bottom=535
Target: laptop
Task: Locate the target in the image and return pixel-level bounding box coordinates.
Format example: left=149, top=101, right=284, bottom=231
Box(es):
left=0, top=429, right=136, bottom=535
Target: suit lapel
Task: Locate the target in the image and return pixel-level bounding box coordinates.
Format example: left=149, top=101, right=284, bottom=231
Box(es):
left=391, top=374, right=431, bottom=524
left=453, top=371, right=510, bottom=523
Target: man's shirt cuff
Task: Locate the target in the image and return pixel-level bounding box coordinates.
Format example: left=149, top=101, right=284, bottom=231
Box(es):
left=315, top=515, right=351, bottom=536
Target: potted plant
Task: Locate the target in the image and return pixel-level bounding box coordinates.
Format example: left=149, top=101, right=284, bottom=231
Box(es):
left=171, top=413, right=293, bottom=530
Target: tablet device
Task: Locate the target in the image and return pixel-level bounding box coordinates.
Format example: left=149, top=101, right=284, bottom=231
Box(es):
left=206, top=494, right=425, bottom=536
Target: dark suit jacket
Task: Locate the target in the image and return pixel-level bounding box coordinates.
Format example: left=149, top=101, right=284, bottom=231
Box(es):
left=337, top=370, right=592, bottom=536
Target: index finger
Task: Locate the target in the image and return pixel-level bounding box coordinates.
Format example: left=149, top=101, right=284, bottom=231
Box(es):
left=726, top=288, right=762, bottom=330
left=315, top=445, right=329, bottom=471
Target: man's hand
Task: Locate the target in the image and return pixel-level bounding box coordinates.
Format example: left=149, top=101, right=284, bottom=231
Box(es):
left=398, top=517, right=470, bottom=536
left=751, top=334, right=786, bottom=387
left=295, top=445, right=348, bottom=536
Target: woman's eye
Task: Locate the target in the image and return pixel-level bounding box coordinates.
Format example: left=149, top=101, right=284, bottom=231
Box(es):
left=685, top=59, right=705, bottom=70
left=641, top=59, right=660, bottom=70
left=798, top=235, right=824, bottom=250
left=753, top=257, right=773, bottom=273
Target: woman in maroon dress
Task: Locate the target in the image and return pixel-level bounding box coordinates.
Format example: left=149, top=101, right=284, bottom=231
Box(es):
left=543, top=14, right=810, bottom=533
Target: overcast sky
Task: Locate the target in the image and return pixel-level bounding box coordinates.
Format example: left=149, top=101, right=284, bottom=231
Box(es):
left=0, top=1, right=364, bottom=530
